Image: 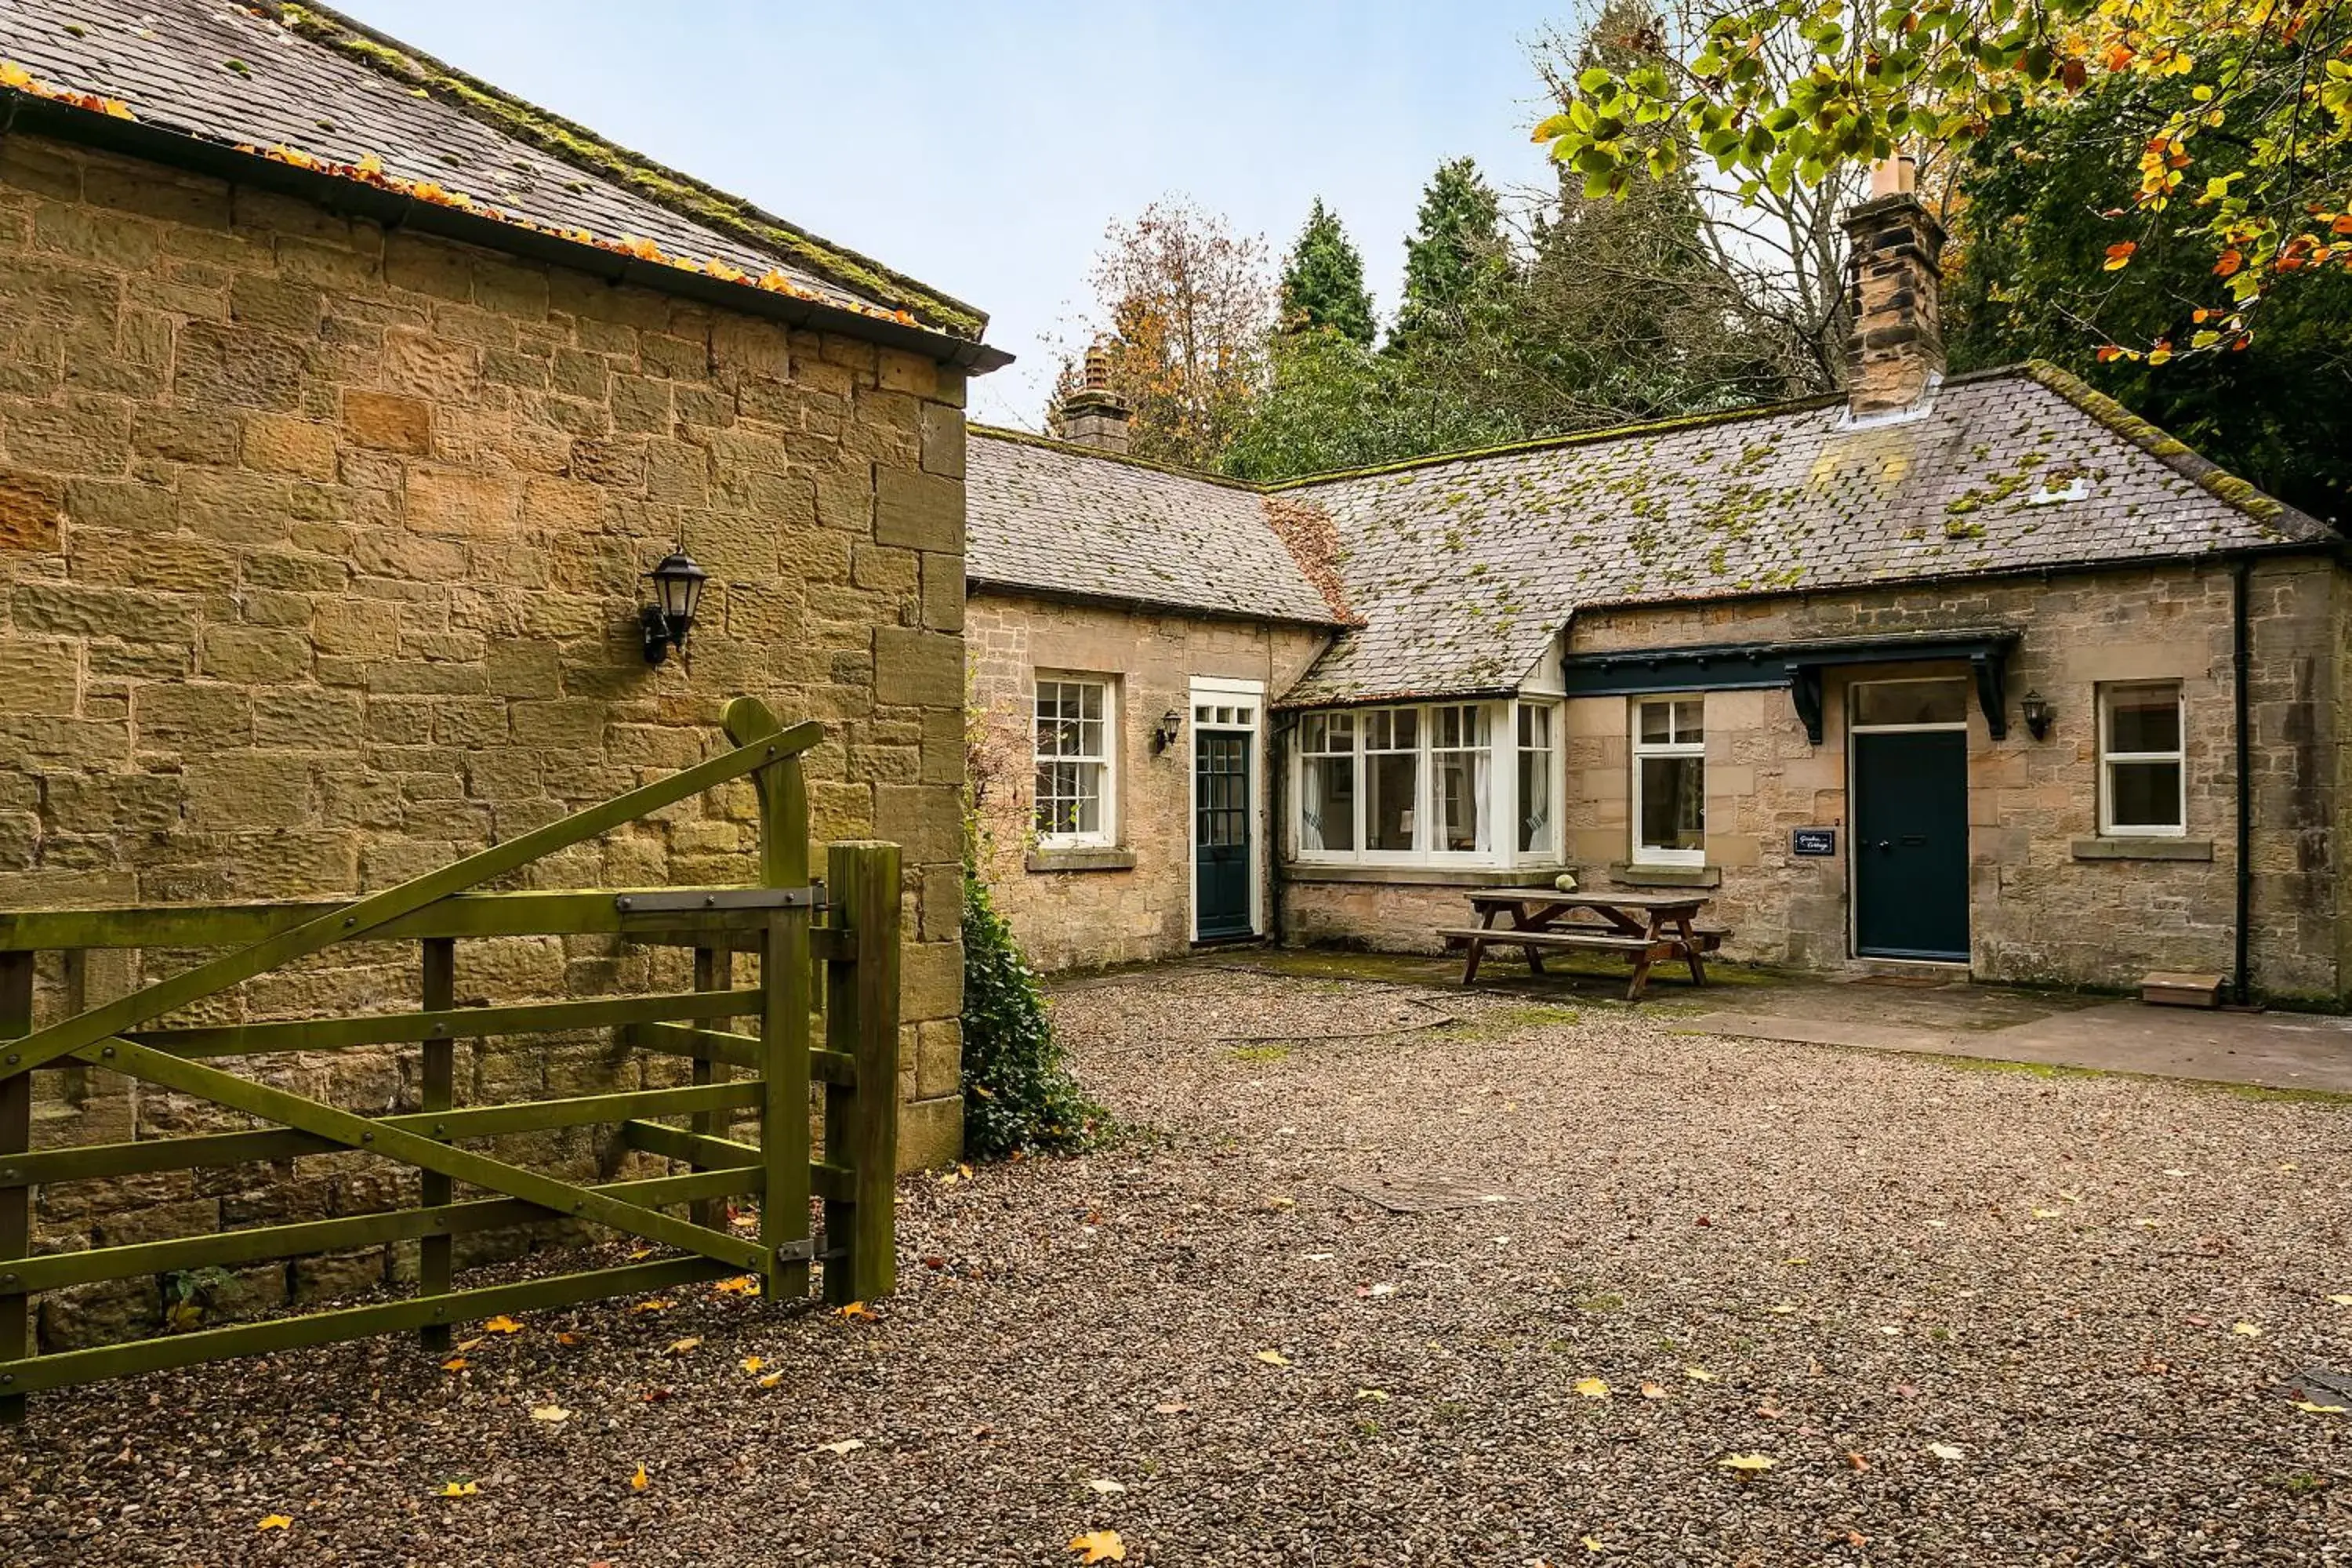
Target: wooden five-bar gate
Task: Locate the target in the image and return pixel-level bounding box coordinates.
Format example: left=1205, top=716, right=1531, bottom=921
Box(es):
left=0, top=698, right=900, bottom=1421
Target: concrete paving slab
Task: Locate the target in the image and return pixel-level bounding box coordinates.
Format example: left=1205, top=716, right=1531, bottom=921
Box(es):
left=1693, top=998, right=2352, bottom=1094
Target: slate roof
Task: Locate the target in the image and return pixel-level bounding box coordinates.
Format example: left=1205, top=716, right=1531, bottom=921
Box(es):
left=1273, top=363, right=2336, bottom=706
left=967, top=430, right=1348, bottom=626
left=0, top=0, right=992, bottom=343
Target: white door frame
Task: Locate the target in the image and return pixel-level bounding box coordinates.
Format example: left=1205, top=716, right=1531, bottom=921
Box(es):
left=1187, top=676, right=1266, bottom=942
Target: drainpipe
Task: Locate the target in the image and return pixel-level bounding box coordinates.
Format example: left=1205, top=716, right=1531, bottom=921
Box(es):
left=2232, top=558, right=2252, bottom=1006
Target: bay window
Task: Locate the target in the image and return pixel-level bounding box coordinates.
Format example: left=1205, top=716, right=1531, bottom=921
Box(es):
left=1517, top=704, right=1555, bottom=856
left=1292, top=699, right=1558, bottom=868
left=1298, top=712, right=1356, bottom=853
left=1432, top=705, right=1490, bottom=853
left=1363, top=707, right=1419, bottom=851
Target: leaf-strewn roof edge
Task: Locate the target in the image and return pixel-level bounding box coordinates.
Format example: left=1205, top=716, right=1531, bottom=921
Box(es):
left=273, top=3, right=988, bottom=339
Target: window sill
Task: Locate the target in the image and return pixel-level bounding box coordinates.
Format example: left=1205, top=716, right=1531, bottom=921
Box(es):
left=2071, top=837, right=2212, bottom=862
left=1284, top=862, right=1572, bottom=889
left=1025, top=845, right=1138, bottom=874
left=1607, top=862, right=1723, bottom=889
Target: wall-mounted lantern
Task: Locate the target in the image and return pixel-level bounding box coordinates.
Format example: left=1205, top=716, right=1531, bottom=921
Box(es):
left=641, top=550, right=710, bottom=666
left=1150, top=707, right=1185, bottom=755
left=2020, top=689, right=2053, bottom=741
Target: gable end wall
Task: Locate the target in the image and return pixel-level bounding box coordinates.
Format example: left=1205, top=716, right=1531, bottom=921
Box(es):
left=0, top=135, right=970, bottom=1348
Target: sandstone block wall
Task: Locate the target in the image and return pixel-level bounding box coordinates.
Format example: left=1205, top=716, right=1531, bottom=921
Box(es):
left=1558, top=559, right=2340, bottom=995
left=967, top=590, right=1327, bottom=971
left=1279, top=559, right=2343, bottom=1000
left=0, top=136, right=971, bottom=1348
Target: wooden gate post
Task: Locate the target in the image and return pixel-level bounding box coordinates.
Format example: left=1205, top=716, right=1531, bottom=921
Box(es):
left=417, top=937, right=455, bottom=1350
left=0, top=949, right=31, bottom=1425
left=825, top=842, right=899, bottom=1305
left=756, top=762, right=812, bottom=1302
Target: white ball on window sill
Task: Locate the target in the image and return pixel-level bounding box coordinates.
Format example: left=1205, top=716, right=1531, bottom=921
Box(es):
left=1553, top=872, right=1579, bottom=893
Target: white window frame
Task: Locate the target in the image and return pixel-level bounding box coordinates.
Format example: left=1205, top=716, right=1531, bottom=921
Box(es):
left=1429, top=703, right=1491, bottom=855
left=1288, top=698, right=1562, bottom=871
left=1357, top=706, right=1425, bottom=864
left=1630, top=696, right=1707, bottom=869
left=1516, top=702, right=1557, bottom=858
left=2099, top=681, right=2187, bottom=837
left=1033, top=673, right=1116, bottom=848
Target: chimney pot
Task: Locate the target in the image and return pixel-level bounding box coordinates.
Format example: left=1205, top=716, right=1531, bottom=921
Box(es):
left=1060, top=339, right=1133, bottom=454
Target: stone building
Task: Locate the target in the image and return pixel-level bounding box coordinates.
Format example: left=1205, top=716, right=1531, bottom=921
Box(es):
left=967, top=167, right=2347, bottom=1004
left=965, top=398, right=1345, bottom=969
left=0, top=1, right=1000, bottom=1339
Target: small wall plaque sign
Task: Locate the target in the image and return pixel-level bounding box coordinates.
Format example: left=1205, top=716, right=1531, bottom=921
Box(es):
left=1791, top=827, right=1837, bottom=857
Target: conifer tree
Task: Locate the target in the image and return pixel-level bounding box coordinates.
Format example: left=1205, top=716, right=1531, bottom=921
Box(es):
left=1391, top=158, right=1512, bottom=351
left=1277, top=198, right=1376, bottom=345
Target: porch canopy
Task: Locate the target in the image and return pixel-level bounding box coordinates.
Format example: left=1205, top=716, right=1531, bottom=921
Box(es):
left=1558, top=626, right=2021, bottom=744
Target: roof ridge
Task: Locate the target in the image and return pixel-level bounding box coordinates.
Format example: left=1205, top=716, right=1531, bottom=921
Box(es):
left=971, top=394, right=1854, bottom=496
left=1261, top=393, right=1848, bottom=492
left=271, top=3, right=986, bottom=339
left=965, top=423, right=1265, bottom=491
left=2017, top=358, right=2328, bottom=539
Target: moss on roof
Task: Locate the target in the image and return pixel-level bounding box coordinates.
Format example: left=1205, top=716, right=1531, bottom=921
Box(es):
left=271, top=3, right=986, bottom=339
left=2019, top=359, right=2304, bottom=532
left=1258, top=394, right=1846, bottom=494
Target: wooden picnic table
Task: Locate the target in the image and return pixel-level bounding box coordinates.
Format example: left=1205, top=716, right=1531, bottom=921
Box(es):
left=1439, top=887, right=1726, bottom=1001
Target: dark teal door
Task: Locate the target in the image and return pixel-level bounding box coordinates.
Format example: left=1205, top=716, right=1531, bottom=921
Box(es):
left=1195, top=731, right=1254, bottom=939
left=1853, top=730, right=1969, bottom=960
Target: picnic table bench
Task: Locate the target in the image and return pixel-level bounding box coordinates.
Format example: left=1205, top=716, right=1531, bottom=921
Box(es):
left=1438, top=888, right=1727, bottom=1001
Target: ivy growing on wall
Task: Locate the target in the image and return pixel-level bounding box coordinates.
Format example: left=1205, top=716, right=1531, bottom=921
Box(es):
left=960, top=676, right=1102, bottom=1158
left=960, top=875, right=1102, bottom=1159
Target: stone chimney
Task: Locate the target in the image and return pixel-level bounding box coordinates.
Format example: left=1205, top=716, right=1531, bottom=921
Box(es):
left=1060, top=342, right=1132, bottom=454
left=1841, top=154, right=1946, bottom=418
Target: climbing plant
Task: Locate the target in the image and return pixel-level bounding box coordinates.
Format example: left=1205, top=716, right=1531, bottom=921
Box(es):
left=959, top=681, right=1103, bottom=1158
left=960, top=877, right=1103, bottom=1158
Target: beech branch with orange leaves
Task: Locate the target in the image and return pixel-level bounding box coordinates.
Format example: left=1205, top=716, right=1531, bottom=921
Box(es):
left=1534, top=0, right=2352, bottom=362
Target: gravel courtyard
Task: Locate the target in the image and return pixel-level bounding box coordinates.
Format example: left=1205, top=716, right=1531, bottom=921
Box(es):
left=5, top=966, right=2351, bottom=1566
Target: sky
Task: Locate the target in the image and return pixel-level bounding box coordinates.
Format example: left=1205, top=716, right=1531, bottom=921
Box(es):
left=363, top=1, right=1575, bottom=428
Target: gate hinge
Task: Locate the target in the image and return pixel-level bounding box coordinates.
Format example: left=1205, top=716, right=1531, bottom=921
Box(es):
left=773, top=1238, right=817, bottom=1264
left=615, top=886, right=821, bottom=914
